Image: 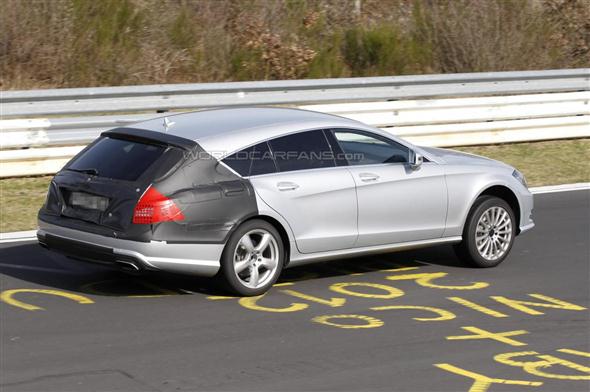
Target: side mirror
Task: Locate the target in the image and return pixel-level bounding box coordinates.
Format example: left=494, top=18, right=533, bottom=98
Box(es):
left=410, top=152, right=423, bottom=170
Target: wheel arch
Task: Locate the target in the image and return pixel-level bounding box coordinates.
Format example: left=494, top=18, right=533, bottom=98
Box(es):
left=475, top=185, right=521, bottom=234
left=241, top=214, right=292, bottom=266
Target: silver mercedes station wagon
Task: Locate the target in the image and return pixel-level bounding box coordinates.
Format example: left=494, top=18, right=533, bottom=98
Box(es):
left=37, top=107, right=534, bottom=295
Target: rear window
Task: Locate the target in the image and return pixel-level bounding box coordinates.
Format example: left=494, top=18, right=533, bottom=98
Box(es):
left=68, top=137, right=167, bottom=181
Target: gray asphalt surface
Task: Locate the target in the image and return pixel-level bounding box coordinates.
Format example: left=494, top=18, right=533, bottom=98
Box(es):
left=1, top=190, right=589, bottom=392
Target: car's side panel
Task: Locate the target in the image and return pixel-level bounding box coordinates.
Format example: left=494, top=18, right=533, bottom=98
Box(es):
left=288, top=236, right=462, bottom=267
left=250, top=167, right=358, bottom=254
left=348, top=162, right=448, bottom=246
left=442, top=165, right=528, bottom=237
left=253, top=191, right=298, bottom=261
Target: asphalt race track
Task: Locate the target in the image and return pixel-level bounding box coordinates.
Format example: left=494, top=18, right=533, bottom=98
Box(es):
left=1, top=190, right=589, bottom=392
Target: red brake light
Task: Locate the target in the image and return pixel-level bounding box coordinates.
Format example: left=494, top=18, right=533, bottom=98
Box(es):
left=133, top=185, right=184, bottom=224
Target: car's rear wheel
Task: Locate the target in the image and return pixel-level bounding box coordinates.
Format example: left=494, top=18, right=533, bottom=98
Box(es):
left=454, top=196, right=516, bottom=267
left=219, top=219, right=284, bottom=296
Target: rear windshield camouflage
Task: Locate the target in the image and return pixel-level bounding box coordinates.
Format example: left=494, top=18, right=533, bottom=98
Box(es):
left=68, top=137, right=166, bottom=181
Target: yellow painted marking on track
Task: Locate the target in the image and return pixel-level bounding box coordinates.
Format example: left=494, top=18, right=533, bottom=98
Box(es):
left=495, top=351, right=590, bottom=381
left=446, top=326, right=529, bottom=346
left=1, top=289, right=94, bottom=311
left=320, top=265, right=364, bottom=277
left=447, top=297, right=509, bottom=318
left=273, top=282, right=295, bottom=287
left=386, top=272, right=489, bottom=290
left=312, top=314, right=384, bottom=329
left=330, top=282, right=404, bottom=299
left=434, top=363, right=543, bottom=392
left=558, top=348, right=590, bottom=358
left=238, top=294, right=308, bottom=312
left=280, top=289, right=345, bottom=307
left=491, top=294, right=587, bottom=315
left=381, top=266, right=420, bottom=272
left=371, top=305, right=455, bottom=321
left=528, top=355, right=590, bottom=380
left=494, top=351, right=541, bottom=367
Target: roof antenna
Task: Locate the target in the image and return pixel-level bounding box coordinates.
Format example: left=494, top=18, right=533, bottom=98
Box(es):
left=163, top=117, right=175, bottom=132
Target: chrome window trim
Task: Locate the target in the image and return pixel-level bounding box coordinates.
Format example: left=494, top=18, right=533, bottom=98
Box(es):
left=216, top=126, right=416, bottom=160
left=217, top=125, right=439, bottom=179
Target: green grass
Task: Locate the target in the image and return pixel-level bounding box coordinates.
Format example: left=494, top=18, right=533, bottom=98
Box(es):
left=455, top=139, right=590, bottom=187
left=1, top=139, right=588, bottom=232
left=1, top=176, right=52, bottom=232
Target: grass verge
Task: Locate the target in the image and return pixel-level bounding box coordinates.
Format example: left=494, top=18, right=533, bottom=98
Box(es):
left=455, top=139, right=590, bottom=187
left=1, top=139, right=588, bottom=233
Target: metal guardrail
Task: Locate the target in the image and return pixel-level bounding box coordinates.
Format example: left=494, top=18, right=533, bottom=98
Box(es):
left=1, top=69, right=589, bottom=177
left=1, top=69, right=588, bottom=117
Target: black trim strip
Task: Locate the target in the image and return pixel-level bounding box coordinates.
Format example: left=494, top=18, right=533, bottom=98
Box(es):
left=103, top=127, right=197, bottom=150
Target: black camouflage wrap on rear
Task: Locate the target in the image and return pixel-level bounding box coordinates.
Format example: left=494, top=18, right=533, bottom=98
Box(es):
left=38, top=127, right=259, bottom=244
left=151, top=146, right=258, bottom=244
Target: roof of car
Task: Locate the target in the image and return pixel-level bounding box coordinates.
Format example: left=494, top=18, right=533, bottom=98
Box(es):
left=129, top=107, right=372, bottom=156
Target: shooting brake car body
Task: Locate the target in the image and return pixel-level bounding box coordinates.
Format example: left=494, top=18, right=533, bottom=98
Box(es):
left=37, top=107, right=534, bottom=295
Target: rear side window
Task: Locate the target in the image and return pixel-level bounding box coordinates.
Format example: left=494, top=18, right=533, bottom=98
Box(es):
left=269, top=130, right=335, bottom=173
left=68, top=137, right=166, bottom=181
left=333, top=130, right=409, bottom=165
left=222, top=142, right=276, bottom=177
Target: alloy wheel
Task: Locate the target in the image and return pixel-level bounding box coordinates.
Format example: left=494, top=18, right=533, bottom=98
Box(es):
left=233, top=229, right=280, bottom=289
left=475, top=206, right=513, bottom=261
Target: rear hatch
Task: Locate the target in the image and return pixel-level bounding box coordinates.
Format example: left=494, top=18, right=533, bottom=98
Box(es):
left=39, top=129, right=190, bottom=240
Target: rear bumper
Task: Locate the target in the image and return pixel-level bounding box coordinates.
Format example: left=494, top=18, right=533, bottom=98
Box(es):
left=37, top=221, right=223, bottom=277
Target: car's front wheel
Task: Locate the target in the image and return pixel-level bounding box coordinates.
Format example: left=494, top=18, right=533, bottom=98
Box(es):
left=219, top=219, right=284, bottom=296
left=454, top=196, right=516, bottom=268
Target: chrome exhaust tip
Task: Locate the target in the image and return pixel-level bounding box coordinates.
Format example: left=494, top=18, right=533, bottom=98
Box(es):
left=115, top=259, right=141, bottom=271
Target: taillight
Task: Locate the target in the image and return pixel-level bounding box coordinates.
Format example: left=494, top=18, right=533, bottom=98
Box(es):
left=133, top=185, right=184, bottom=224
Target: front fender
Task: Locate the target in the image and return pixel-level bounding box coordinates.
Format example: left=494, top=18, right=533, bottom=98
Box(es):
left=442, top=167, right=527, bottom=237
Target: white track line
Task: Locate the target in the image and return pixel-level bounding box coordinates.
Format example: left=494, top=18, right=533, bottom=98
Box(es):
left=0, top=230, right=37, bottom=244
left=529, top=182, right=590, bottom=194
left=0, top=183, right=588, bottom=244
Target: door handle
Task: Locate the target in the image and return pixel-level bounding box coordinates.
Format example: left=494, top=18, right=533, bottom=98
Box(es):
left=277, top=181, right=300, bottom=191
left=359, top=173, right=380, bottom=182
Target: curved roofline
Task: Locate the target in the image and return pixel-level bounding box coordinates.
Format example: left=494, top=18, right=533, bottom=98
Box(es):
left=131, top=107, right=364, bottom=138
left=157, top=105, right=360, bottom=123
left=124, top=106, right=421, bottom=160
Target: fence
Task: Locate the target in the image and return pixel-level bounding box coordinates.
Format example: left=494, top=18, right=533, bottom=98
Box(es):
left=1, top=69, right=588, bottom=177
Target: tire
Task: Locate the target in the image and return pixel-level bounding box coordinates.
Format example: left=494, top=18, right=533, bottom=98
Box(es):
left=454, top=196, right=516, bottom=268
left=219, top=219, right=284, bottom=296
